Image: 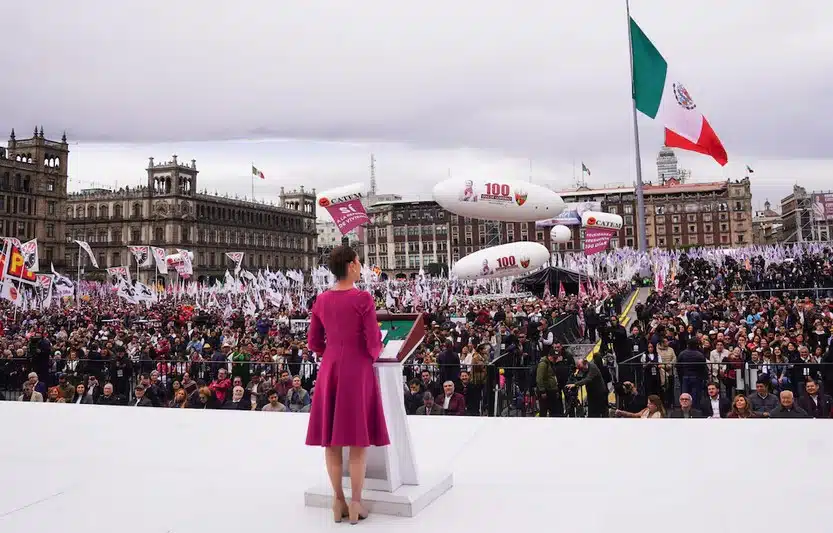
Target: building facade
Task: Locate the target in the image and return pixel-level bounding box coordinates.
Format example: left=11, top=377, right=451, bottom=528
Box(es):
left=361, top=177, right=754, bottom=278
left=779, top=186, right=833, bottom=243
left=549, top=177, right=753, bottom=251
left=66, top=156, right=317, bottom=281
left=0, top=128, right=69, bottom=267
left=752, top=200, right=782, bottom=244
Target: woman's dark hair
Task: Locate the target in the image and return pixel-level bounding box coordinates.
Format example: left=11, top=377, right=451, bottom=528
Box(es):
left=328, top=245, right=358, bottom=280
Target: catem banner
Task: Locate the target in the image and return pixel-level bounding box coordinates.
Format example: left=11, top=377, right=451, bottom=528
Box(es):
left=317, top=183, right=370, bottom=234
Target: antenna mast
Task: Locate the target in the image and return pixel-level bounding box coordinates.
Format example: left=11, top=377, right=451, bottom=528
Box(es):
left=369, top=154, right=377, bottom=195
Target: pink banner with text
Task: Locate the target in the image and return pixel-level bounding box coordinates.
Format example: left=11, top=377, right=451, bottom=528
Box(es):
left=324, top=198, right=370, bottom=234
left=584, top=227, right=616, bottom=256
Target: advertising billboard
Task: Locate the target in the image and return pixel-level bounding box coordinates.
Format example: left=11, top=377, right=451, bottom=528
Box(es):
left=812, top=193, right=833, bottom=222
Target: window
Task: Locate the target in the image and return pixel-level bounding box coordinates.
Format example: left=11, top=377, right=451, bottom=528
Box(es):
left=703, top=213, right=712, bottom=222
left=704, top=224, right=712, bottom=233
left=608, top=206, right=618, bottom=214
left=155, top=227, right=164, bottom=241
left=687, top=214, right=696, bottom=222
left=46, top=180, right=55, bottom=192
left=704, top=234, right=714, bottom=245
left=47, top=201, right=56, bottom=215
left=112, top=252, right=121, bottom=266
left=657, top=225, right=666, bottom=234
left=655, top=205, right=666, bottom=215
left=46, top=223, right=55, bottom=238
left=688, top=225, right=696, bottom=233
left=624, top=215, right=633, bottom=225
left=623, top=205, right=633, bottom=214
left=131, top=229, right=140, bottom=242
left=671, top=215, right=680, bottom=223
left=625, top=238, right=634, bottom=248
left=536, top=231, right=544, bottom=241
left=658, top=237, right=666, bottom=247
left=113, top=230, right=122, bottom=244
left=672, top=225, right=681, bottom=234
left=625, top=227, right=633, bottom=236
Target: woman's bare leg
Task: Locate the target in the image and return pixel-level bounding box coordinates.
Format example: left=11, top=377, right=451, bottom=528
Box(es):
left=325, top=446, right=346, bottom=500
left=348, top=446, right=368, bottom=522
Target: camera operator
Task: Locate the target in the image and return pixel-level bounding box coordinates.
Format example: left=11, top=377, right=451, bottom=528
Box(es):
left=567, top=359, right=608, bottom=417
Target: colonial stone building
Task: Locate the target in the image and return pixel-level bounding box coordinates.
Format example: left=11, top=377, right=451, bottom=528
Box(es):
left=0, top=128, right=69, bottom=267
left=66, top=155, right=318, bottom=281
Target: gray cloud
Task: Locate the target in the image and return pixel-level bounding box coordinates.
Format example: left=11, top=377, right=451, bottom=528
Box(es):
left=2, top=0, right=831, bottom=173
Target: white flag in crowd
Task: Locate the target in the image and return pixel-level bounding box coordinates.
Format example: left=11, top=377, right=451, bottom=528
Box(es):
left=74, top=240, right=98, bottom=268
left=151, top=246, right=168, bottom=275
left=128, top=245, right=153, bottom=267
left=21, top=238, right=39, bottom=272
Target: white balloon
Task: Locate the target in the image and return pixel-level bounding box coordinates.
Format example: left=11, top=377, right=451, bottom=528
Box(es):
left=432, top=178, right=565, bottom=222
left=550, top=225, right=571, bottom=243
left=452, top=241, right=549, bottom=280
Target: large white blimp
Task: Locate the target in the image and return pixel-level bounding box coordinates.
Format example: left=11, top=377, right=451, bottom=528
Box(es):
left=453, top=241, right=550, bottom=280
left=433, top=178, right=565, bottom=222
left=317, top=182, right=364, bottom=208
left=550, top=225, right=572, bottom=243
left=581, top=211, right=623, bottom=230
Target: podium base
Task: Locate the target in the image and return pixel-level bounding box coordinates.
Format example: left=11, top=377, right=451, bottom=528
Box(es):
left=304, top=472, right=453, bottom=518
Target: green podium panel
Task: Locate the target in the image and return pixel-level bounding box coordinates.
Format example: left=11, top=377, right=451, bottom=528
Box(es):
left=379, top=320, right=415, bottom=344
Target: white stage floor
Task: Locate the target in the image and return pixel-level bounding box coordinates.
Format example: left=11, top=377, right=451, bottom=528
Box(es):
left=1, top=402, right=831, bottom=532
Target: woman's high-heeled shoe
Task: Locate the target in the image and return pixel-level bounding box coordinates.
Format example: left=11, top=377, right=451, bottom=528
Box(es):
left=348, top=501, right=368, bottom=525
left=332, top=498, right=349, bottom=523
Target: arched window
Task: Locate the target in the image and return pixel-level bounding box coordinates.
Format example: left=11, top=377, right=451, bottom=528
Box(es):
left=87, top=205, right=97, bottom=218
left=132, top=203, right=142, bottom=218
left=66, top=207, right=73, bottom=219
left=155, top=227, right=164, bottom=242
left=76, top=206, right=83, bottom=218
left=113, top=204, right=123, bottom=218
left=99, top=205, right=109, bottom=218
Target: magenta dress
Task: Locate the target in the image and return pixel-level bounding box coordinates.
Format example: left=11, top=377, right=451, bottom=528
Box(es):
left=305, top=288, right=390, bottom=448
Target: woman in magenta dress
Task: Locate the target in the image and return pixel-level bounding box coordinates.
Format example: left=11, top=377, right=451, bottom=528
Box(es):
left=306, top=245, right=390, bottom=524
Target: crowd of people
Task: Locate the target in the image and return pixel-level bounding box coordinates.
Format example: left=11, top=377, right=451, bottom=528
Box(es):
left=0, top=275, right=614, bottom=417
left=605, top=249, right=833, bottom=418
left=4, top=243, right=833, bottom=421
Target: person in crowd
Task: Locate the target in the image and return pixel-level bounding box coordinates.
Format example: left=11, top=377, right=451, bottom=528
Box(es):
left=71, top=383, right=94, bottom=404
left=415, top=392, right=443, bottom=415
left=796, top=378, right=833, bottom=418
left=286, top=376, right=311, bottom=412
left=770, top=390, right=810, bottom=418
left=536, top=349, right=561, bottom=417
left=18, top=382, right=44, bottom=402
left=727, top=394, right=758, bottom=418
left=668, top=393, right=703, bottom=418
left=96, top=382, right=123, bottom=406
left=438, top=380, right=465, bottom=415
left=262, top=390, right=287, bottom=412
left=567, top=359, right=607, bottom=418
left=700, top=382, right=731, bottom=419
left=131, top=384, right=153, bottom=407
left=677, top=338, right=709, bottom=407
left=615, top=394, right=665, bottom=419
left=748, top=379, right=779, bottom=417
left=457, top=371, right=482, bottom=416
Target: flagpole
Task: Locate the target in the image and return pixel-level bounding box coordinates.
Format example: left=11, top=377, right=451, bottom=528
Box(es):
left=76, top=245, right=82, bottom=303
left=251, top=161, right=255, bottom=201
left=626, top=0, right=648, bottom=252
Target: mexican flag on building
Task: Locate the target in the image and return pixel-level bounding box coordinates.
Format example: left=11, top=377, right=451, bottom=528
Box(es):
left=630, top=17, right=728, bottom=166
left=252, top=165, right=265, bottom=180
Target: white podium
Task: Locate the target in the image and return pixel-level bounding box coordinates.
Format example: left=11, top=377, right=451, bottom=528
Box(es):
left=304, top=313, right=454, bottom=517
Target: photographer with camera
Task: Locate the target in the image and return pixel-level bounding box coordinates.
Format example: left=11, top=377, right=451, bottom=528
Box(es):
left=566, top=359, right=608, bottom=418
left=613, top=380, right=647, bottom=416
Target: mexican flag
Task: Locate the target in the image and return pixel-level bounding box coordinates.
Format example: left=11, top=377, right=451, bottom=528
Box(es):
left=252, top=165, right=265, bottom=180
left=630, top=17, right=728, bottom=166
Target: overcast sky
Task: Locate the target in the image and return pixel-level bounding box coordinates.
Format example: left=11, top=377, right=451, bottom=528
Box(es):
left=3, top=0, right=831, bottom=215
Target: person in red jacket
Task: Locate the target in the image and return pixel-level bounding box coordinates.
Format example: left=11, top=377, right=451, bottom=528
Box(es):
left=439, top=380, right=466, bottom=415
left=209, top=368, right=232, bottom=405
